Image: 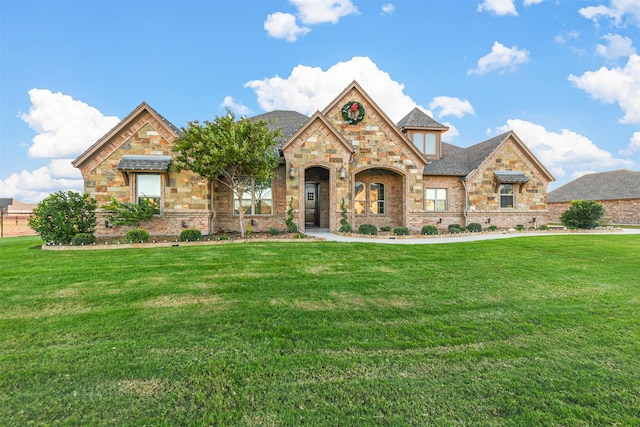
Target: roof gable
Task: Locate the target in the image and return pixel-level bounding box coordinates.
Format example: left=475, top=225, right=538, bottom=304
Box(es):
left=548, top=169, right=640, bottom=202
left=397, top=107, right=448, bottom=130
left=281, top=111, right=355, bottom=154
left=72, top=102, right=181, bottom=170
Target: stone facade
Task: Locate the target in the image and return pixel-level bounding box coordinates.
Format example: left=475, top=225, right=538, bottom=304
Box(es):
left=73, top=82, right=554, bottom=237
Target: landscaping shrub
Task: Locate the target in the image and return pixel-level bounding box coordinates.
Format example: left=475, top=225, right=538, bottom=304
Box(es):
left=539, top=225, right=549, bottom=230
left=358, top=224, right=378, bottom=235
left=516, top=224, right=525, bottom=231
left=28, top=190, right=97, bottom=244
left=394, top=226, right=409, bottom=236
left=71, top=233, right=96, bottom=246
left=380, top=226, right=392, bottom=232
left=285, top=197, right=298, bottom=233
left=126, top=228, right=150, bottom=243
left=421, top=225, right=439, bottom=235
left=338, top=197, right=351, bottom=233
left=560, top=200, right=605, bottom=230
left=448, top=224, right=463, bottom=234
left=268, top=227, right=281, bottom=236
left=487, top=225, right=498, bottom=231
left=180, top=228, right=202, bottom=242
left=467, top=223, right=482, bottom=233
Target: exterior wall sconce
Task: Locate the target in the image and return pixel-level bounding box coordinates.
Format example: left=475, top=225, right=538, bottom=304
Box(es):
left=289, top=164, right=295, bottom=180
left=340, top=166, right=346, bottom=180
left=485, top=218, right=491, bottom=224
left=105, top=220, right=112, bottom=229
left=437, top=218, right=443, bottom=224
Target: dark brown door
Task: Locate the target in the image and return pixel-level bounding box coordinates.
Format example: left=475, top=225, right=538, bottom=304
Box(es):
left=304, top=183, right=319, bottom=227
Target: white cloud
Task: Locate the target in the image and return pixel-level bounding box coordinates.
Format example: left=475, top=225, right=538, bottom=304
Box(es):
left=19, top=89, right=120, bottom=159
left=468, top=41, right=530, bottom=75
left=555, top=30, right=580, bottom=45
left=523, top=0, right=543, bottom=5
left=429, top=97, right=475, bottom=119
left=221, top=96, right=253, bottom=117
left=0, top=163, right=83, bottom=204
left=596, top=34, right=636, bottom=59
left=477, top=0, right=517, bottom=16
left=568, top=54, right=640, bottom=124
left=498, top=119, right=630, bottom=179
left=620, top=131, right=640, bottom=155
left=579, top=0, right=640, bottom=26
left=381, top=3, right=395, bottom=14
left=244, top=56, right=428, bottom=123
left=291, top=0, right=359, bottom=25
left=264, top=12, right=310, bottom=42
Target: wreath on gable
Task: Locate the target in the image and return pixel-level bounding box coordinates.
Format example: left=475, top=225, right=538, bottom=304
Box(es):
left=341, top=101, right=365, bottom=124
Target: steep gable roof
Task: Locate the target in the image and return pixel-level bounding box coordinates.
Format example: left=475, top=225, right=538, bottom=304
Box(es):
left=397, top=108, right=448, bottom=130
left=548, top=169, right=640, bottom=202
left=72, top=102, right=181, bottom=170
left=281, top=111, right=355, bottom=154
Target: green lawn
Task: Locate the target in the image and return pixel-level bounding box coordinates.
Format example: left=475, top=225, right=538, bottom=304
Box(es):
left=1, top=235, right=639, bottom=426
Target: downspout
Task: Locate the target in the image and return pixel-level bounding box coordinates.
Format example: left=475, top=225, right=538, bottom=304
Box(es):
left=460, top=177, right=469, bottom=228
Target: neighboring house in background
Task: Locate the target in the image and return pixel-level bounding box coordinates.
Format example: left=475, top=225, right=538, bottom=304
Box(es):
left=548, top=170, right=640, bottom=225
left=72, top=81, right=555, bottom=236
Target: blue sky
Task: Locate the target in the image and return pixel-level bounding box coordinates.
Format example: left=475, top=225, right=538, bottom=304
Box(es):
left=1, top=0, right=639, bottom=203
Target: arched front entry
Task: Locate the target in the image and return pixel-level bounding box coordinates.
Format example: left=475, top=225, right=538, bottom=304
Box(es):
left=352, top=168, right=405, bottom=230
left=303, top=166, right=330, bottom=228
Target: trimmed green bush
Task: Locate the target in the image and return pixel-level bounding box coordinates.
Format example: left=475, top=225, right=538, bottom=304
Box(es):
left=516, top=225, right=525, bottom=231
left=71, top=233, right=96, bottom=246
left=126, top=228, right=150, bottom=243
left=338, top=197, right=351, bottom=233
left=394, top=226, right=409, bottom=236
left=448, top=224, right=463, bottom=234
left=380, top=226, right=392, bottom=232
left=539, top=225, right=549, bottom=230
left=285, top=197, right=298, bottom=233
left=268, top=227, right=281, bottom=236
left=180, top=228, right=202, bottom=242
left=358, top=224, right=378, bottom=235
left=560, top=200, right=605, bottom=229
left=467, top=223, right=482, bottom=233
left=28, top=190, right=97, bottom=244
left=421, top=225, right=439, bottom=235
left=487, top=225, right=498, bottom=231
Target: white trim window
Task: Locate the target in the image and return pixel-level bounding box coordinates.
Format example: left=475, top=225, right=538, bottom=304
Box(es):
left=233, top=178, right=272, bottom=215
left=425, top=188, right=447, bottom=211
left=136, top=173, right=161, bottom=214
left=499, top=184, right=515, bottom=208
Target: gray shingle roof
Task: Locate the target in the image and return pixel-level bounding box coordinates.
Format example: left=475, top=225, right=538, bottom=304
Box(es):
left=548, top=169, right=640, bottom=202
left=249, top=110, right=309, bottom=144
left=397, top=108, right=448, bottom=129
left=423, top=132, right=508, bottom=176
left=116, top=155, right=172, bottom=171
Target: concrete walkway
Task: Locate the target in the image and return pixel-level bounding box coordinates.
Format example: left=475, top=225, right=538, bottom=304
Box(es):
left=304, top=228, right=640, bottom=244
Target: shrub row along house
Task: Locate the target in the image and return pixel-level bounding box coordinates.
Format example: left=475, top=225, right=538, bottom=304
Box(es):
left=72, top=81, right=555, bottom=236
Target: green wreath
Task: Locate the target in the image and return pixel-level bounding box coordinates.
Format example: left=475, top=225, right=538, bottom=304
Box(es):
left=341, top=101, right=365, bottom=124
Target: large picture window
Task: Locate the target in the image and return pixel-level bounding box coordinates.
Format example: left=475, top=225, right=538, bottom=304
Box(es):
left=500, top=184, right=514, bottom=208
left=354, top=181, right=385, bottom=215
left=425, top=188, right=447, bottom=211
left=137, top=174, right=161, bottom=214
left=234, top=178, right=272, bottom=215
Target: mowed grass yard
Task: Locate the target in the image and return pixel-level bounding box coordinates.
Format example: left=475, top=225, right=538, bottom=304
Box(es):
left=1, top=235, right=639, bottom=426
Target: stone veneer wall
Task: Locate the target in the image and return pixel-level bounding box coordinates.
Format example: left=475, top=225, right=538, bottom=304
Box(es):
left=548, top=199, right=640, bottom=225
left=78, top=115, right=211, bottom=237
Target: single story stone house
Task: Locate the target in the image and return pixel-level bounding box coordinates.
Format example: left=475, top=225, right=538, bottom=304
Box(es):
left=548, top=169, right=640, bottom=225
left=72, top=81, right=555, bottom=236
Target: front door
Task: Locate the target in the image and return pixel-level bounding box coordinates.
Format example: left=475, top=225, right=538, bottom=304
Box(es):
left=305, top=183, right=319, bottom=227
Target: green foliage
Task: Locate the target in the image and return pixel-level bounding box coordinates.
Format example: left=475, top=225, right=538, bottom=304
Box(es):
left=269, top=227, right=281, bottom=236
left=180, top=228, right=202, bottom=242
left=539, top=225, right=549, bottom=231
left=358, top=223, right=378, bottom=235
left=173, top=110, right=281, bottom=237
left=516, top=224, right=525, bottom=231
left=126, top=228, right=150, bottom=243
left=467, top=223, right=483, bottom=233
left=487, top=225, right=498, bottom=231
left=394, top=226, right=410, bottom=236
left=103, top=197, right=156, bottom=228
left=70, top=233, right=96, bottom=246
left=379, top=226, right=392, bottom=232
left=560, top=200, right=605, bottom=230
left=338, top=197, right=352, bottom=233
left=448, top=224, right=463, bottom=234
left=285, top=197, right=298, bottom=233
left=421, top=225, right=439, bottom=235
left=28, top=190, right=97, bottom=244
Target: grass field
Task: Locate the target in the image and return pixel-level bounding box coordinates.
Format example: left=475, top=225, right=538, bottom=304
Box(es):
left=1, top=235, right=639, bottom=426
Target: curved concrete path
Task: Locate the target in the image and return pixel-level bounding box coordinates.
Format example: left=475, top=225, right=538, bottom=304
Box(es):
left=304, top=228, right=640, bottom=244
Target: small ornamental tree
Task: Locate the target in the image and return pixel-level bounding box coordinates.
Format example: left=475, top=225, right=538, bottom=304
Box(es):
left=173, top=110, right=281, bottom=237
left=28, top=190, right=97, bottom=244
left=338, top=197, right=352, bottom=233
left=102, top=197, right=156, bottom=229
left=285, top=197, right=298, bottom=233
left=560, top=200, right=605, bottom=229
